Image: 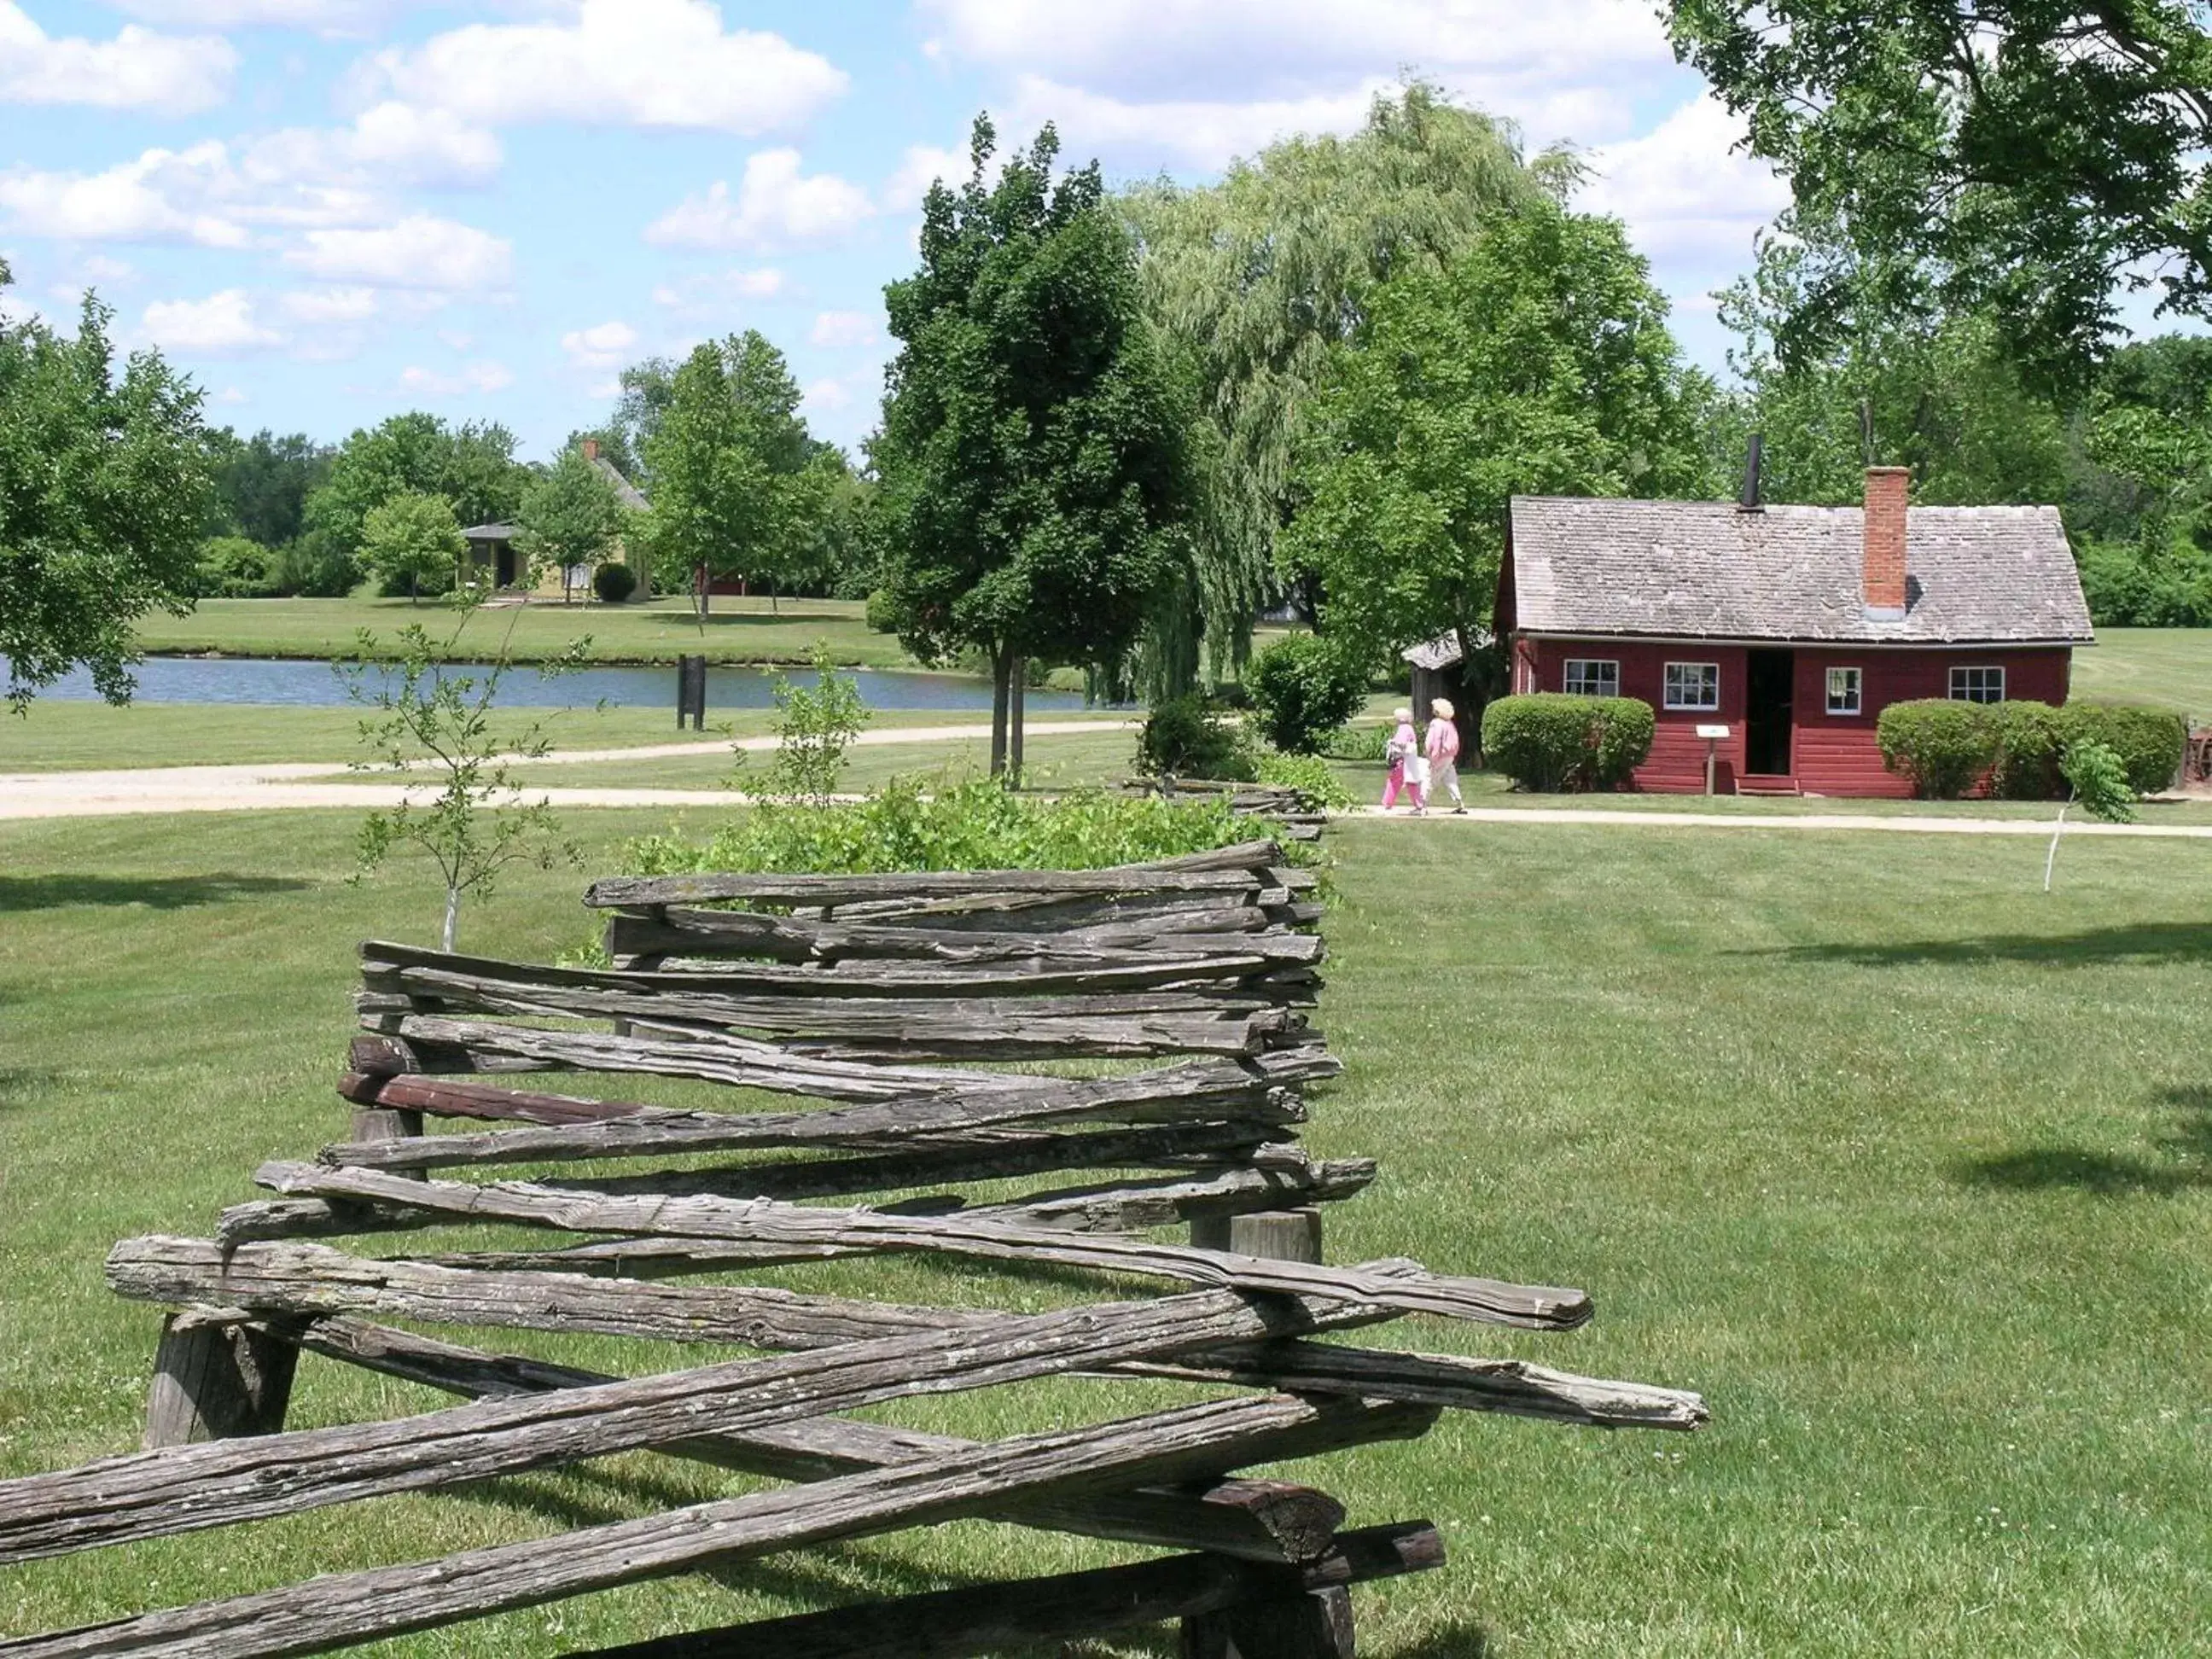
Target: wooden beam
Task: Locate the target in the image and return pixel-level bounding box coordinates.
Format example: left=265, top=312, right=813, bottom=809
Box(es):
left=0, top=1395, right=1433, bottom=1659
left=254, top=1162, right=1595, bottom=1330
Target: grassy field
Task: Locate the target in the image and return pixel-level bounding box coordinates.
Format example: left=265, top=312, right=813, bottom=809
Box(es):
left=2070, top=627, right=2212, bottom=719
left=2, top=811, right=2207, bottom=1654
left=131, top=594, right=911, bottom=667
left=0, top=702, right=1132, bottom=774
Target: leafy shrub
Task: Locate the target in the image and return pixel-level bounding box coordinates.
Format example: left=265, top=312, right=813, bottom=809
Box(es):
left=591, top=562, right=637, bottom=603
left=864, top=587, right=901, bottom=635
left=1244, top=634, right=1366, bottom=754
left=757, top=643, right=870, bottom=804
left=1877, top=700, right=1996, bottom=798
left=1254, top=748, right=1356, bottom=809
left=266, top=534, right=358, bottom=597
left=1135, top=695, right=1256, bottom=782
left=1319, top=721, right=1390, bottom=762
left=2060, top=701, right=2188, bottom=793
left=2077, top=538, right=2212, bottom=627
left=1480, top=693, right=1655, bottom=792
left=1988, top=700, right=2066, bottom=799
left=195, top=535, right=272, bottom=597
left=625, top=777, right=1284, bottom=878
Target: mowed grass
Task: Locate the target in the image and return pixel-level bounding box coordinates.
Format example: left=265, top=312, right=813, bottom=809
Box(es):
left=131, top=594, right=911, bottom=667
left=2070, top=627, right=2212, bottom=719
left=2, top=811, right=2208, bottom=1652
left=0, top=703, right=1095, bottom=774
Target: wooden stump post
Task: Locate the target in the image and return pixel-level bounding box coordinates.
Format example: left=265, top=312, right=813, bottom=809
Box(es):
left=349, top=1103, right=424, bottom=1180
left=1180, top=1586, right=1357, bottom=1658
left=1184, top=1203, right=1345, bottom=1656
left=1191, top=1206, right=1324, bottom=1264
left=143, top=1316, right=297, bottom=1448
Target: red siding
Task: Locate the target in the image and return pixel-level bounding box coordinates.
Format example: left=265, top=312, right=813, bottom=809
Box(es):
left=1518, top=638, right=2075, bottom=797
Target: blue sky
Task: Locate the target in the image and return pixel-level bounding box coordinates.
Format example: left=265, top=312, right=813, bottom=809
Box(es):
left=2, top=1, right=1795, bottom=462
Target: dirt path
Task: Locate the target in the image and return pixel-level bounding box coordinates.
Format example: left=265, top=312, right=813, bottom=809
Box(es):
left=0, top=721, right=1135, bottom=821
left=1346, top=805, right=2212, bottom=840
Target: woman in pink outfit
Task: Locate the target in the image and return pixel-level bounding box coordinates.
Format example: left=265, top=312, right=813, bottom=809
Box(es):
left=1381, top=707, right=1425, bottom=812
left=1426, top=697, right=1465, bottom=813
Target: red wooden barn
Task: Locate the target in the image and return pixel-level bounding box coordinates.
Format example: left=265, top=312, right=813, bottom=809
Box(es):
left=1493, top=467, right=2096, bottom=797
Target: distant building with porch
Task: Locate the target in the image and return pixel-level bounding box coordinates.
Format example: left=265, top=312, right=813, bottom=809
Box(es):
left=1492, top=468, right=2095, bottom=796
left=462, top=439, right=650, bottom=601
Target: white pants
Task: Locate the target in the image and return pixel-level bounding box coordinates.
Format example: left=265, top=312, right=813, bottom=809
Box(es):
left=1430, top=760, right=1462, bottom=803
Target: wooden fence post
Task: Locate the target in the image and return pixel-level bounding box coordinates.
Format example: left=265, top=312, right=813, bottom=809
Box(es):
left=1190, top=1207, right=1324, bottom=1264
left=349, top=1103, right=424, bottom=1180
left=1183, top=1202, right=1345, bottom=1656
left=143, top=1317, right=297, bottom=1449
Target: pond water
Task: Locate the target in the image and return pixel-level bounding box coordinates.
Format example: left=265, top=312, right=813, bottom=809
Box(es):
left=15, top=655, right=1102, bottom=713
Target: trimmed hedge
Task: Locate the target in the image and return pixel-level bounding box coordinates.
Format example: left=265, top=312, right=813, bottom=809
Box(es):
left=1882, top=697, right=2188, bottom=798
left=2061, top=702, right=2188, bottom=794
left=591, top=561, right=637, bottom=602
left=1480, top=693, right=1655, bottom=792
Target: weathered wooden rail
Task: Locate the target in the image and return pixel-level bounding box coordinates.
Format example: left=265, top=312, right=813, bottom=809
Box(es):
left=0, top=841, right=1705, bottom=1657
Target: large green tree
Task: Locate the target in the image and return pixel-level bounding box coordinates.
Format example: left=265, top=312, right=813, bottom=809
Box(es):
left=874, top=116, right=1196, bottom=776
left=1283, top=203, right=1709, bottom=714
left=1663, top=0, right=2212, bottom=385
left=1712, top=226, right=2071, bottom=508
left=359, top=490, right=466, bottom=605
left=305, top=414, right=525, bottom=569
left=516, top=444, right=629, bottom=601
left=1, top=265, right=214, bottom=709
left=1120, top=82, right=1563, bottom=687
left=207, top=428, right=332, bottom=550
left=641, top=331, right=830, bottom=615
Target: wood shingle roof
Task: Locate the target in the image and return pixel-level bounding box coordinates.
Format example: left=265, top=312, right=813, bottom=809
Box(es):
left=1508, top=497, right=2094, bottom=645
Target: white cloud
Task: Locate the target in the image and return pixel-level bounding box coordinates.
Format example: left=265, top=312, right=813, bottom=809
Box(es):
left=140, top=288, right=282, bottom=353
left=284, top=213, right=513, bottom=291
left=360, top=0, right=846, bottom=136
left=562, top=317, right=637, bottom=370
left=277, top=285, right=376, bottom=323
left=810, top=309, right=876, bottom=348
left=0, top=145, right=252, bottom=247
left=399, top=358, right=513, bottom=397
left=649, top=265, right=789, bottom=316
left=341, top=102, right=502, bottom=186
left=211, top=384, right=247, bottom=404
left=646, top=150, right=874, bottom=251
left=0, top=2, right=234, bottom=114
left=1004, top=73, right=1384, bottom=172
left=923, top=0, right=1669, bottom=107
left=1577, top=96, right=1789, bottom=268
left=882, top=143, right=967, bottom=212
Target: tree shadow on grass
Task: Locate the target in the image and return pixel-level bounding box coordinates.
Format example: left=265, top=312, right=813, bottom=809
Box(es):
left=0, top=873, right=311, bottom=913
left=1749, top=922, right=2212, bottom=969
left=1953, top=1086, right=2212, bottom=1196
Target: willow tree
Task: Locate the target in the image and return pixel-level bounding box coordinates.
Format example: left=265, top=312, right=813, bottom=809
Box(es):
left=1120, top=82, right=1567, bottom=691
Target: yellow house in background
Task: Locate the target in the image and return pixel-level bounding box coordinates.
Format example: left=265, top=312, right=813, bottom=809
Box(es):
left=461, top=439, right=652, bottom=602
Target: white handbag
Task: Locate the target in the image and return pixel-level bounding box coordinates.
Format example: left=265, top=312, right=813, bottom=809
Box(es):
left=1402, top=754, right=1430, bottom=788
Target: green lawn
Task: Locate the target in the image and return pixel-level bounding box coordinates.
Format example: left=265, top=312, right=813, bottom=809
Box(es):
left=2071, top=627, right=2212, bottom=719
left=131, top=594, right=911, bottom=667
left=0, top=703, right=1113, bottom=774
left=1, top=812, right=2206, bottom=1654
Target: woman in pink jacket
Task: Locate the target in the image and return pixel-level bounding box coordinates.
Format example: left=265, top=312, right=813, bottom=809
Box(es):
left=1425, top=697, right=1465, bottom=813
left=1382, top=707, right=1425, bottom=812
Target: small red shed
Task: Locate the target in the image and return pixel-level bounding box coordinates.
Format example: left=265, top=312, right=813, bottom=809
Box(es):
left=1494, top=468, right=2096, bottom=796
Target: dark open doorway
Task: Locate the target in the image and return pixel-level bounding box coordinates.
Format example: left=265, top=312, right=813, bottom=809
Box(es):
left=495, top=543, right=517, bottom=587
left=1745, top=649, right=1795, bottom=777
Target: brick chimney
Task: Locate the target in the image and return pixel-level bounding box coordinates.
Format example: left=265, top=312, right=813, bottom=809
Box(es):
left=580, top=437, right=600, bottom=463
left=1862, top=466, right=1909, bottom=619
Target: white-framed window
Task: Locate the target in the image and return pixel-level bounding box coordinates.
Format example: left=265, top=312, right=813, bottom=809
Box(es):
left=1563, top=658, right=1619, bottom=697
left=1662, top=661, right=1720, bottom=711
left=1825, top=666, right=1863, bottom=716
left=1949, top=666, right=2005, bottom=704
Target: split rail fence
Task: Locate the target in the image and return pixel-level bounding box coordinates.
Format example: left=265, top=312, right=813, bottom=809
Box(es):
left=0, top=839, right=1706, bottom=1658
